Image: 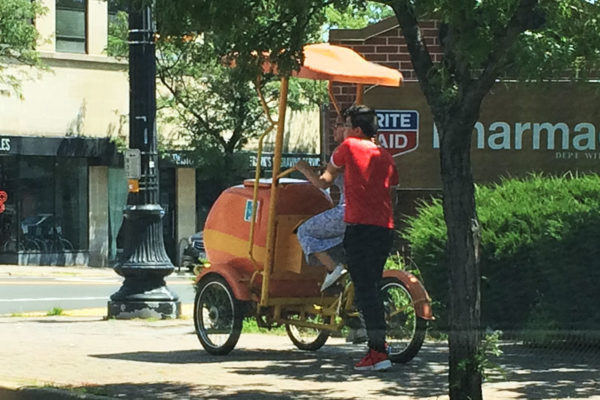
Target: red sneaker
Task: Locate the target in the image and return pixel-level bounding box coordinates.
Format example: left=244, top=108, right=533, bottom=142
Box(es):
left=354, top=348, right=392, bottom=371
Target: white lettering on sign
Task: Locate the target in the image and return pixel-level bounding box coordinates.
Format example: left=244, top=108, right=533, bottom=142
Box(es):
left=0, top=138, right=10, bottom=151
left=378, top=133, right=408, bottom=149
left=377, top=112, right=414, bottom=129
left=376, top=110, right=419, bottom=157
left=432, top=121, right=598, bottom=151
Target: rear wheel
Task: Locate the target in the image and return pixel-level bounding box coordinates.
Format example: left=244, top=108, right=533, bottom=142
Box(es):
left=285, top=313, right=330, bottom=351
left=381, top=277, right=427, bottom=363
left=194, top=275, right=244, bottom=355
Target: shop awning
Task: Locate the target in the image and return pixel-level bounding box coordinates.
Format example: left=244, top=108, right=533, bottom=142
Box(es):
left=0, top=135, right=118, bottom=165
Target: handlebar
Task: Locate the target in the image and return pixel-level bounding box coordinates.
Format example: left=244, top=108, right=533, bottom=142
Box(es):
left=276, top=167, right=297, bottom=180
left=276, top=163, right=324, bottom=180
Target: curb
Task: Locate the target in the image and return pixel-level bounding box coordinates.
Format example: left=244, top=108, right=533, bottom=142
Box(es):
left=1, top=304, right=195, bottom=318
left=0, top=386, right=110, bottom=400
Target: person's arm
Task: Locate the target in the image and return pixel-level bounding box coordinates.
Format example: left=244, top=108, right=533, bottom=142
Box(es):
left=295, top=160, right=339, bottom=189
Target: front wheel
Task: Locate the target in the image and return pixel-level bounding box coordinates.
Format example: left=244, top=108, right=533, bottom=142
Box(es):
left=194, top=275, right=244, bottom=355
left=381, top=277, right=427, bottom=363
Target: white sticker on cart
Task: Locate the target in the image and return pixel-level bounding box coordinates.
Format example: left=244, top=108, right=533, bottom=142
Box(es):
left=244, top=199, right=260, bottom=222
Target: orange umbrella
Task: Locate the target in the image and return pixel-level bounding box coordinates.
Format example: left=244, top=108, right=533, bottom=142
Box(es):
left=293, top=43, right=403, bottom=87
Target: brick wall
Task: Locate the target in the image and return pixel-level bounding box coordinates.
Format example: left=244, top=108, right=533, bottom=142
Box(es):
left=323, top=18, right=441, bottom=155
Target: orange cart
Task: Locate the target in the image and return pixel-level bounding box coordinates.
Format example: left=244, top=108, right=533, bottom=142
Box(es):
left=193, top=43, right=433, bottom=362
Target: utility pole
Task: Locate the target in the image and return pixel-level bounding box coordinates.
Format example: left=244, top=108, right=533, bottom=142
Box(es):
left=107, top=2, right=180, bottom=319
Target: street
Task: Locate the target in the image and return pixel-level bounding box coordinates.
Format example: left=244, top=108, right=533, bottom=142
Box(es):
left=0, top=272, right=196, bottom=315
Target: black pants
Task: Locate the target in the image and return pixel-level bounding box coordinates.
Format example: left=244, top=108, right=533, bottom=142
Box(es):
left=343, top=224, right=393, bottom=353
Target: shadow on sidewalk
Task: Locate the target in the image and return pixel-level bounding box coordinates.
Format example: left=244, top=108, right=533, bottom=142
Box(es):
left=90, top=343, right=450, bottom=399
left=61, top=382, right=364, bottom=400
left=87, top=342, right=600, bottom=400
left=489, top=343, right=600, bottom=400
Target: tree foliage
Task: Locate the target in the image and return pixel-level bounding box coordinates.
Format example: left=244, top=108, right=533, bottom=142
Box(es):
left=324, top=2, right=394, bottom=30
left=404, top=173, right=600, bottom=342
left=0, top=0, right=45, bottom=97
left=108, top=8, right=329, bottom=159
left=108, top=2, right=394, bottom=194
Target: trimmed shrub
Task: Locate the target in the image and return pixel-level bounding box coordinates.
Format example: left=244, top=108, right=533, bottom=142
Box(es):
left=402, top=173, right=600, bottom=346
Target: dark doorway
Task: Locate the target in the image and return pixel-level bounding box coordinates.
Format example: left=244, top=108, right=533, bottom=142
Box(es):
left=159, top=168, right=176, bottom=264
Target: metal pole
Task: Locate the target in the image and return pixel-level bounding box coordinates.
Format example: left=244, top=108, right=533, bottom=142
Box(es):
left=107, top=2, right=180, bottom=319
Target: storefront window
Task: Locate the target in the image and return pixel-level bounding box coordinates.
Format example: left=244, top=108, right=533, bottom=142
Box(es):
left=55, top=158, right=87, bottom=250
left=56, top=0, right=87, bottom=54
left=18, top=157, right=55, bottom=251
left=0, top=156, right=88, bottom=255
left=0, top=157, right=18, bottom=253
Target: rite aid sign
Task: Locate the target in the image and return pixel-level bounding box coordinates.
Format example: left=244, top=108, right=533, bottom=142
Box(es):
left=376, top=110, right=419, bottom=157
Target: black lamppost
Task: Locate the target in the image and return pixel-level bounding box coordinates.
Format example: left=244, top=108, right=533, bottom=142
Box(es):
left=107, top=3, right=180, bottom=319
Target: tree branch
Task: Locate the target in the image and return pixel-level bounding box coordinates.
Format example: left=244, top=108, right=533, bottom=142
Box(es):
left=386, top=1, right=435, bottom=94
left=157, top=66, right=228, bottom=149
left=469, top=0, right=542, bottom=107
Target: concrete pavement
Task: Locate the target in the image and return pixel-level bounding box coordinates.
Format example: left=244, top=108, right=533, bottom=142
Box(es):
left=0, top=265, right=599, bottom=399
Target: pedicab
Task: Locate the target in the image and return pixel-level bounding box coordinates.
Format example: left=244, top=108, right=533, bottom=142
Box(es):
left=193, top=43, right=433, bottom=362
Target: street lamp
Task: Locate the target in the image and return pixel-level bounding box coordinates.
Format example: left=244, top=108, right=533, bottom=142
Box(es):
left=107, top=2, right=180, bottom=319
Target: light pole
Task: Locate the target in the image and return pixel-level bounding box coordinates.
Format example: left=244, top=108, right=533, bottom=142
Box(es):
left=107, top=2, right=180, bottom=319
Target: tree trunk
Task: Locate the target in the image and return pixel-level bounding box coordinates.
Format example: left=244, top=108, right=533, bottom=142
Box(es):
left=439, top=116, right=482, bottom=400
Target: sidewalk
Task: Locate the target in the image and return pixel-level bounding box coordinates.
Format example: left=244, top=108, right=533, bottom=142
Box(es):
left=0, top=315, right=448, bottom=400
left=2, top=315, right=599, bottom=400
left=0, top=265, right=599, bottom=399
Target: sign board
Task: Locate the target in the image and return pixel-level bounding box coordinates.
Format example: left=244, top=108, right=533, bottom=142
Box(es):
left=0, top=190, right=6, bottom=214
left=375, top=110, right=419, bottom=157
left=124, top=149, right=141, bottom=179
left=365, top=82, right=600, bottom=189
left=0, top=138, right=11, bottom=152
left=248, top=152, right=321, bottom=170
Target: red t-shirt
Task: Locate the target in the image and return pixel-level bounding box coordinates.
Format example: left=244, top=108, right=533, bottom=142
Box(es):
left=331, top=137, right=398, bottom=228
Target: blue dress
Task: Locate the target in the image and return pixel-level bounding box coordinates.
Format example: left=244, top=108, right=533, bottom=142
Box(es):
left=297, top=175, right=345, bottom=265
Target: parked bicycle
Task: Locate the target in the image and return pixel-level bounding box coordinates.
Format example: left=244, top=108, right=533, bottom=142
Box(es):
left=1, top=214, right=74, bottom=253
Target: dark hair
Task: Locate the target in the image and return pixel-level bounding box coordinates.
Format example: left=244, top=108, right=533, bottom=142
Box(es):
left=343, top=104, right=378, bottom=137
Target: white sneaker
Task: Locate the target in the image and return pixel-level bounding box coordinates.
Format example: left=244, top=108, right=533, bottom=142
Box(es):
left=321, top=264, right=346, bottom=291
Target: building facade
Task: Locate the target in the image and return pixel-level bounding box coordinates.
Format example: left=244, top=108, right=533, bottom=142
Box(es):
left=0, top=0, right=196, bottom=266
left=328, top=18, right=600, bottom=222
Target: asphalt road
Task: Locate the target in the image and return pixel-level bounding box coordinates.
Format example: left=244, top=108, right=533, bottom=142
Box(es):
left=0, top=274, right=196, bottom=314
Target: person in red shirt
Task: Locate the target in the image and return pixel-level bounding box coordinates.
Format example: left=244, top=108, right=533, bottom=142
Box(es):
left=322, top=104, right=399, bottom=371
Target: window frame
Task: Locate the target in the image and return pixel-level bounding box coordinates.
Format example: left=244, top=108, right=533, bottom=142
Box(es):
left=55, top=0, right=88, bottom=54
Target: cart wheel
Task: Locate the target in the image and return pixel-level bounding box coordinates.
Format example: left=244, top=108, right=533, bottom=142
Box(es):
left=285, top=313, right=330, bottom=351
left=194, top=275, right=244, bottom=355
left=381, top=277, right=427, bottom=363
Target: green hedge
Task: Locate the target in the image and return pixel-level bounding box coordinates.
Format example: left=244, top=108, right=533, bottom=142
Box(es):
left=402, top=174, right=600, bottom=346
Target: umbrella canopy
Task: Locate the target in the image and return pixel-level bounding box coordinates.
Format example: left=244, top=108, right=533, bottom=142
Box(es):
left=293, top=43, right=403, bottom=87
